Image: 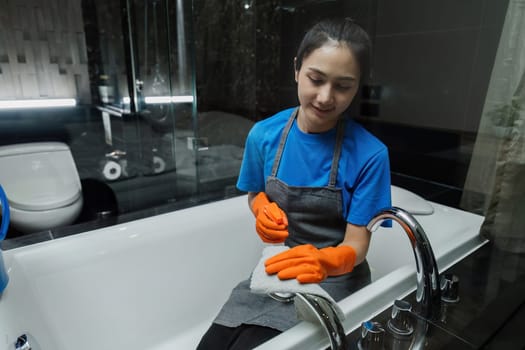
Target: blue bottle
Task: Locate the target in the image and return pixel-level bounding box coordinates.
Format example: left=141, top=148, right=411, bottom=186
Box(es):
left=0, top=184, right=10, bottom=293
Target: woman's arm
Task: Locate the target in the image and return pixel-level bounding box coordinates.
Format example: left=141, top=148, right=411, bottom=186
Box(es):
left=247, top=192, right=257, bottom=213
left=339, top=223, right=371, bottom=266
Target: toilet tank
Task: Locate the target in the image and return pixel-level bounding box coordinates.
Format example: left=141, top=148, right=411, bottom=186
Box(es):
left=0, top=142, right=82, bottom=211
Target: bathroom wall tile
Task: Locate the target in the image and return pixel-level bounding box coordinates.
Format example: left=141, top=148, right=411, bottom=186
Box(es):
left=367, top=0, right=509, bottom=134
left=372, top=29, right=478, bottom=131
left=482, top=0, right=511, bottom=28
left=21, top=73, right=39, bottom=97
left=0, top=0, right=89, bottom=100
left=193, top=0, right=257, bottom=117
left=462, top=30, right=507, bottom=132
left=375, top=0, right=483, bottom=35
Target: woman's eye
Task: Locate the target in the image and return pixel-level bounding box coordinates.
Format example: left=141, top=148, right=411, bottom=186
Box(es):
left=308, top=77, right=323, bottom=85
left=336, top=85, right=352, bottom=91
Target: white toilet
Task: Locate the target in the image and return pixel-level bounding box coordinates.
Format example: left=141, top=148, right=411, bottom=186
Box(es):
left=0, top=142, right=83, bottom=233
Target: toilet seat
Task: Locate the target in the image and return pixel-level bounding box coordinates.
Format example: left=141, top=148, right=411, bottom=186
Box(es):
left=9, top=196, right=83, bottom=233
left=8, top=188, right=81, bottom=211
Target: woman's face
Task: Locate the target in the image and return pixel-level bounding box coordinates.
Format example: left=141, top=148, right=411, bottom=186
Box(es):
left=295, top=42, right=360, bottom=133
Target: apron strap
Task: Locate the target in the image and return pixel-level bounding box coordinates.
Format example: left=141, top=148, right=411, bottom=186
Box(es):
left=271, top=108, right=298, bottom=177
left=328, top=119, right=345, bottom=187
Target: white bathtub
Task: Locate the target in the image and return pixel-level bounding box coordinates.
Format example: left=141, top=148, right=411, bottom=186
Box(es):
left=0, top=189, right=485, bottom=350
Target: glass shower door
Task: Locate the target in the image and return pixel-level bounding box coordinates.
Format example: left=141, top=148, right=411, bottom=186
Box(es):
left=92, top=0, right=201, bottom=213
left=129, top=1, right=195, bottom=159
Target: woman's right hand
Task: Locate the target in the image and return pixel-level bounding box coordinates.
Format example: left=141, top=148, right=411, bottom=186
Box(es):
left=250, top=192, right=289, bottom=243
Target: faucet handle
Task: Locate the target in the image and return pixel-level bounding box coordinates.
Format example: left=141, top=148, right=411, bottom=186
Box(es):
left=387, top=299, right=414, bottom=336
left=358, top=320, right=385, bottom=350
left=440, top=273, right=460, bottom=303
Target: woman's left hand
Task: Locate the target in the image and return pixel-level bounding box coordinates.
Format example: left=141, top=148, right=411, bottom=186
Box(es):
left=265, top=244, right=356, bottom=283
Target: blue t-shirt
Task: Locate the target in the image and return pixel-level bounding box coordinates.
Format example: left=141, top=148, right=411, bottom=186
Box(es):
left=237, top=107, right=391, bottom=226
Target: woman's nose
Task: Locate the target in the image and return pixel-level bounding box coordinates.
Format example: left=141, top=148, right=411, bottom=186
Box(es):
left=316, top=85, right=334, bottom=105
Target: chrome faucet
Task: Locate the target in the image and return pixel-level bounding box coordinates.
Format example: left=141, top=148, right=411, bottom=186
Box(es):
left=268, top=207, right=441, bottom=349
left=268, top=292, right=347, bottom=350
left=295, top=293, right=348, bottom=350
left=367, top=207, right=441, bottom=320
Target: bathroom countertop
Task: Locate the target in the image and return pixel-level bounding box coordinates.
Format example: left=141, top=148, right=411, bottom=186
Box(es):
left=345, top=241, right=525, bottom=349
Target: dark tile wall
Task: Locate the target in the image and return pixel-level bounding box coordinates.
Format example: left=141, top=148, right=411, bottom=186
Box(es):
left=193, top=0, right=257, bottom=118
left=370, top=0, right=509, bottom=133
left=351, top=0, right=510, bottom=200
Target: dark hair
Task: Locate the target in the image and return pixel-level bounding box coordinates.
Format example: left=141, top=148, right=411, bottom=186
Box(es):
left=295, top=18, right=372, bottom=84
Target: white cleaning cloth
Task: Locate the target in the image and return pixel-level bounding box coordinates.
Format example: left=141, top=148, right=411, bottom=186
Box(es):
left=250, top=245, right=345, bottom=320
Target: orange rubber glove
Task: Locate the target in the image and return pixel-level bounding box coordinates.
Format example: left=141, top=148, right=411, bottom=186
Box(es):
left=265, top=244, right=356, bottom=283
left=251, top=192, right=289, bottom=243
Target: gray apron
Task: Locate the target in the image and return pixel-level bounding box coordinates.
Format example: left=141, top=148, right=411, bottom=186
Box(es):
left=214, top=108, right=371, bottom=331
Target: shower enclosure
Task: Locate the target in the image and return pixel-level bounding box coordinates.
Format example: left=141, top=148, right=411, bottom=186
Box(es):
left=84, top=0, right=226, bottom=213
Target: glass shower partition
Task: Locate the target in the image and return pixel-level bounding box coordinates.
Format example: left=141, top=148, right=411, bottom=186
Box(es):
left=90, top=0, right=201, bottom=214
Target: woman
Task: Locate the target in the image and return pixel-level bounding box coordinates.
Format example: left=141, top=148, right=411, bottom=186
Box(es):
left=197, top=18, right=391, bottom=350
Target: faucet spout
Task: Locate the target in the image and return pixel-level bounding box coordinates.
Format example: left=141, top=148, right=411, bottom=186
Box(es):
left=269, top=292, right=347, bottom=350
left=295, top=293, right=348, bottom=350
left=367, top=207, right=441, bottom=320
